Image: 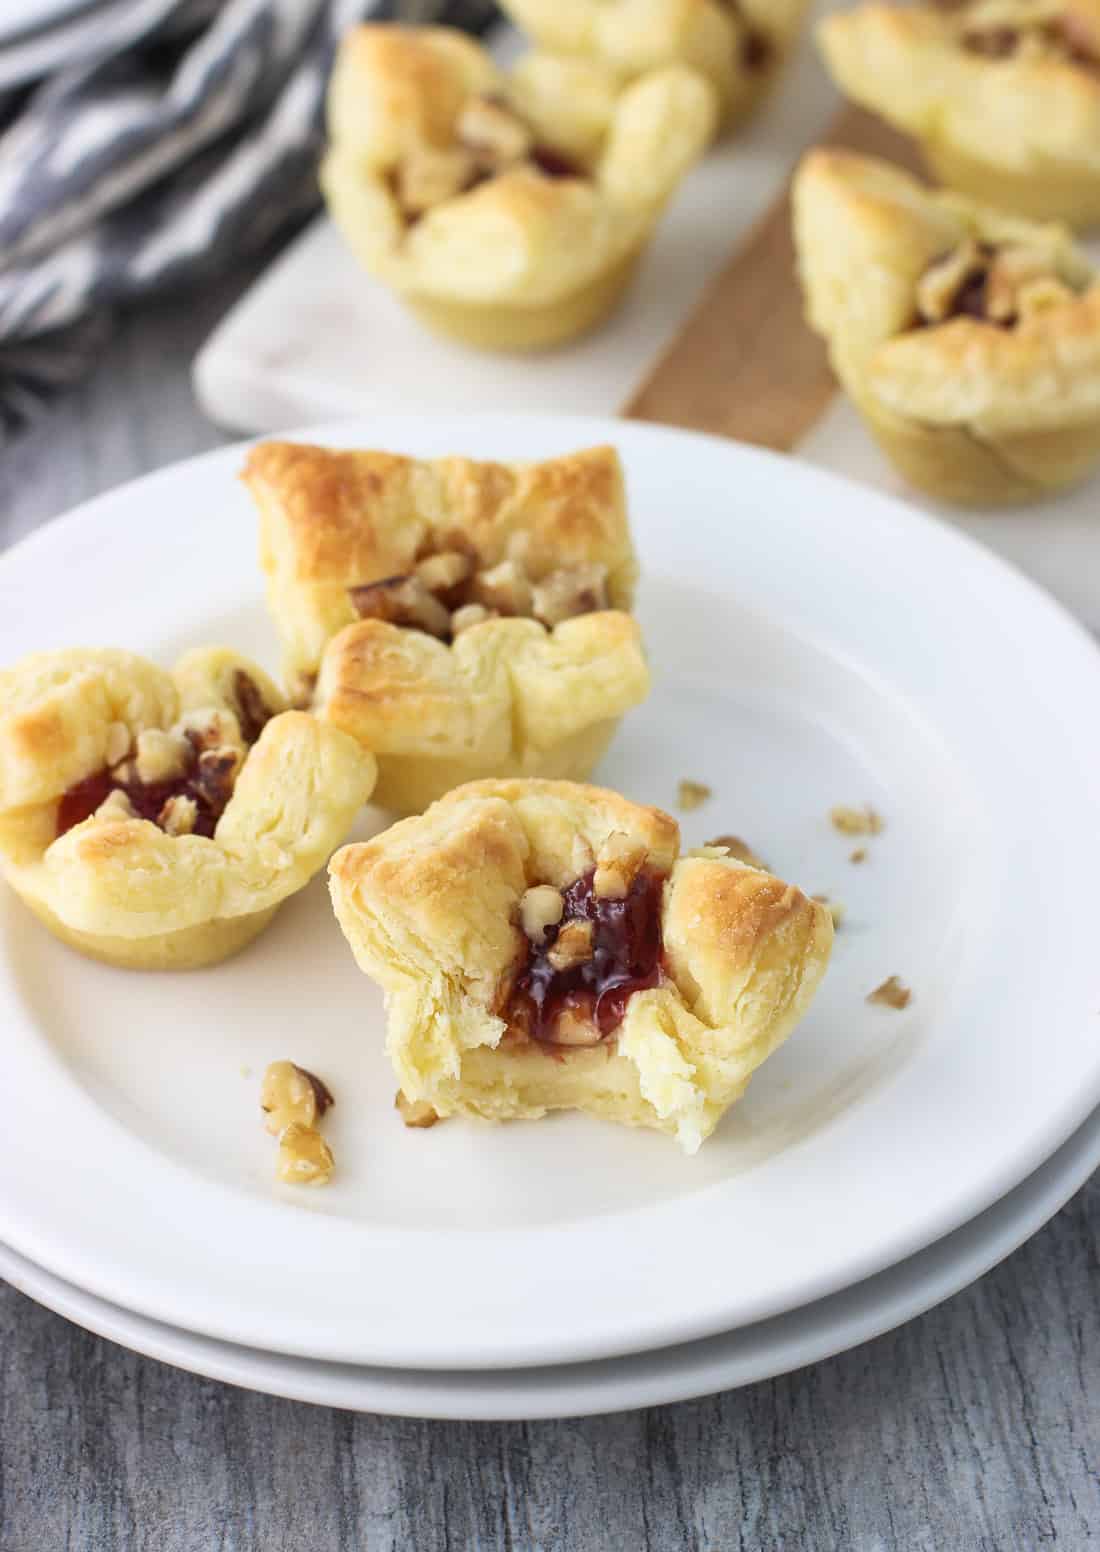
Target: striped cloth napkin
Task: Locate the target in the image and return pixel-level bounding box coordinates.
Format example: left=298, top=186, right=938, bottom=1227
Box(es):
left=0, top=0, right=495, bottom=428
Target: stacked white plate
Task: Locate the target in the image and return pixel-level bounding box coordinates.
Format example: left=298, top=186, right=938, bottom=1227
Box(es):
left=4, top=414, right=1100, bottom=1419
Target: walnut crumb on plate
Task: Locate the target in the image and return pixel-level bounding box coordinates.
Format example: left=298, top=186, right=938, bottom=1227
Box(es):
left=677, top=779, right=712, bottom=811
left=830, top=805, right=883, bottom=836
left=867, top=976, right=911, bottom=1010
left=849, top=847, right=868, bottom=864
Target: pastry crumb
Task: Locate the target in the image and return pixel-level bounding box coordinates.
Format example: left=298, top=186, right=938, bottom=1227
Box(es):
left=867, top=975, right=911, bottom=1010
left=706, top=834, right=768, bottom=870
left=811, top=893, right=845, bottom=929
left=396, top=1091, right=442, bottom=1129
left=677, top=779, right=713, bottom=812
left=849, top=847, right=868, bottom=864
left=830, top=805, right=883, bottom=837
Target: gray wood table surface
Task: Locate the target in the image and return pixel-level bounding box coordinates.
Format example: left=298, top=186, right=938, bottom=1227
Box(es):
left=1, top=271, right=1098, bottom=1552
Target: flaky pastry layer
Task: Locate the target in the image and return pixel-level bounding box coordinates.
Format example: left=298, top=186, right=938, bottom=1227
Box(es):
left=319, top=26, right=715, bottom=344
left=0, top=648, right=376, bottom=969
left=793, top=148, right=1100, bottom=504
left=329, top=778, right=833, bottom=1152
left=819, top=1, right=1100, bottom=226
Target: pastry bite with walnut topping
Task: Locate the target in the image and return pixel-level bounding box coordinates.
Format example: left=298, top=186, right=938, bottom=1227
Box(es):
left=329, top=779, right=833, bottom=1153
left=319, top=24, right=716, bottom=350
left=243, top=440, right=649, bottom=813
left=498, top=0, right=809, bottom=131
left=819, top=0, right=1100, bottom=227
left=0, top=647, right=376, bottom=970
left=793, top=149, right=1100, bottom=504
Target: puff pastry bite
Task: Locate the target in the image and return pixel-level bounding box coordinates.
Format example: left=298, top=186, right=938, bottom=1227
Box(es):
left=793, top=149, right=1100, bottom=505
left=819, top=1, right=1100, bottom=228
left=498, top=0, right=808, bottom=129
left=0, top=648, right=377, bottom=970
left=243, top=440, right=649, bottom=812
left=329, top=779, right=833, bottom=1153
left=319, top=25, right=716, bottom=350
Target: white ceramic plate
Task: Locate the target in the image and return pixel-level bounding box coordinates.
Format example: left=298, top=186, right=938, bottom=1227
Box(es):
left=4, top=1094, right=1098, bottom=1421
left=3, top=414, right=1100, bottom=1372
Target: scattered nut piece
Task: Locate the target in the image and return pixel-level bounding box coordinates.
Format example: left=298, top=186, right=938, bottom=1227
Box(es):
left=547, top=918, right=595, bottom=971
left=276, top=1123, right=334, bottom=1186
left=706, top=834, right=768, bottom=870
left=93, top=788, right=136, bottom=822
left=348, top=575, right=452, bottom=639
left=531, top=563, right=609, bottom=627
left=134, top=727, right=190, bottom=785
left=457, top=95, right=533, bottom=166
left=104, top=720, right=132, bottom=767
left=416, top=549, right=473, bottom=596
left=867, top=975, right=911, bottom=1010
left=194, top=746, right=242, bottom=808
left=985, top=245, right=1051, bottom=321
left=593, top=830, right=646, bottom=899
left=551, top=1007, right=603, bottom=1047
left=811, top=893, right=846, bottom=929
left=849, top=847, right=868, bottom=864
left=829, top=805, right=883, bottom=837
left=395, top=1091, right=442, bottom=1128
left=450, top=603, right=495, bottom=635
left=521, top=883, right=565, bottom=941
left=158, top=793, right=198, bottom=836
left=677, top=779, right=712, bottom=812
left=179, top=708, right=242, bottom=752
left=917, top=238, right=984, bottom=324
left=260, top=1060, right=334, bottom=1136
left=1017, top=275, right=1075, bottom=320
left=472, top=558, right=534, bottom=617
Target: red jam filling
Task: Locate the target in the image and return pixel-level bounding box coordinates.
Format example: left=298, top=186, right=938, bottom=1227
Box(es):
left=55, top=736, right=233, bottom=840
left=510, top=867, right=665, bottom=1047
left=529, top=145, right=582, bottom=180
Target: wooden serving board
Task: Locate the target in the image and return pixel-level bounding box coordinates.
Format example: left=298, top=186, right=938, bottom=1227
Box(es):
left=625, top=106, right=923, bottom=448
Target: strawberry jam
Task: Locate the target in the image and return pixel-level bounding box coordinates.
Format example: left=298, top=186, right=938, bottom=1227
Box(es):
left=510, top=867, right=665, bottom=1046
left=55, top=736, right=235, bottom=841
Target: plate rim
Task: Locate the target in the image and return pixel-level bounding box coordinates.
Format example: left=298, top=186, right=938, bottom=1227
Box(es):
left=3, top=410, right=1100, bottom=1370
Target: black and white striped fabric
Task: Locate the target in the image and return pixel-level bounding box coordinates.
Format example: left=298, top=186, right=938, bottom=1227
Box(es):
left=0, top=0, right=495, bottom=429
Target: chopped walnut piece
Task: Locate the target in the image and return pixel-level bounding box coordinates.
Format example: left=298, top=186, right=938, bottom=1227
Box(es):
left=397, top=146, right=478, bottom=216
left=158, top=793, right=198, bottom=836
left=706, top=834, right=768, bottom=870
left=472, top=558, right=534, bottom=617
left=677, top=779, right=712, bottom=812
left=179, top=708, right=241, bottom=753
left=547, top=918, right=595, bottom=971
left=134, top=727, right=190, bottom=786
left=104, top=720, right=131, bottom=767
left=1017, top=275, right=1076, bottom=319
left=457, top=95, right=533, bottom=166
left=395, top=1091, right=442, bottom=1128
left=521, top=883, right=565, bottom=941
left=867, top=975, right=911, bottom=1010
left=276, top=1123, right=334, bottom=1186
left=415, top=549, right=473, bottom=596
left=985, top=246, right=1053, bottom=321
left=232, top=670, right=271, bottom=746
left=194, top=747, right=241, bottom=809
left=260, top=1059, right=334, bottom=1136
left=811, top=893, right=846, bottom=929
left=829, top=805, right=883, bottom=837
left=849, top=847, right=868, bottom=864
left=348, top=575, right=452, bottom=640
left=593, top=830, right=646, bottom=900
left=93, top=789, right=136, bottom=823
left=917, top=238, right=985, bottom=323
left=551, top=1008, right=604, bottom=1047
left=531, top=563, right=609, bottom=627
left=451, top=603, right=495, bottom=635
